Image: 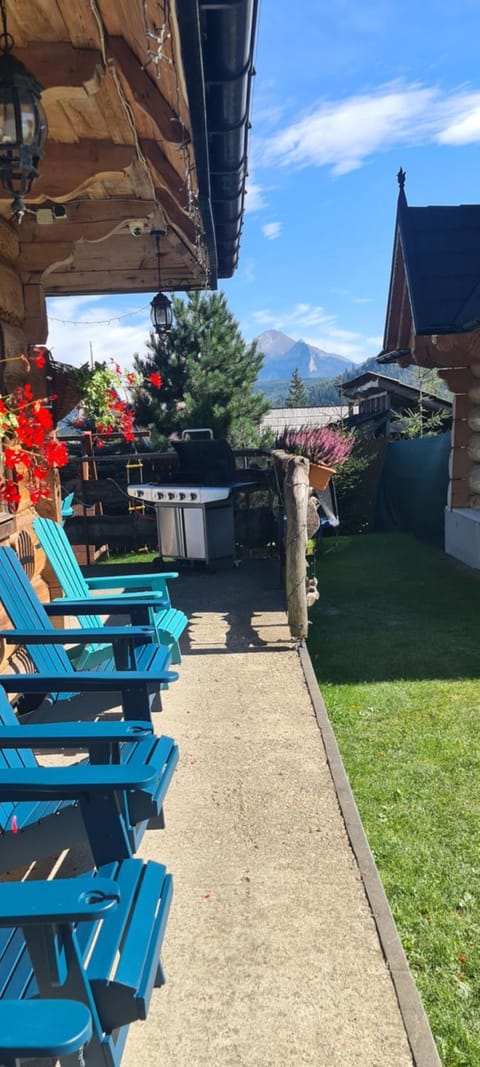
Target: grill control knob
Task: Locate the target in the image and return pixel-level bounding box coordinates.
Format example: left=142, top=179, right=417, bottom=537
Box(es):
left=157, top=492, right=164, bottom=500
left=179, top=492, right=185, bottom=500
left=168, top=492, right=175, bottom=500
left=190, top=492, right=198, bottom=501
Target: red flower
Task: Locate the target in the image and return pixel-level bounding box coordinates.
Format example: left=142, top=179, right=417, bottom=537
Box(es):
left=31, top=347, right=47, bottom=369
left=148, top=371, right=163, bottom=390
left=0, top=481, right=20, bottom=505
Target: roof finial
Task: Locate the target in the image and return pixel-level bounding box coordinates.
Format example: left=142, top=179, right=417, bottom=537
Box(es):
left=397, top=167, right=406, bottom=191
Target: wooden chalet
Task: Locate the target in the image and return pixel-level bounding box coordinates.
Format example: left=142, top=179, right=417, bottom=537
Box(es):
left=380, top=170, right=480, bottom=567
left=340, top=369, right=451, bottom=438
left=0, top=0, right=258, bottom=601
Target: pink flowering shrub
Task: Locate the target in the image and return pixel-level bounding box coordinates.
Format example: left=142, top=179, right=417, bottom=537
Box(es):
left=275, top=424, right=354, bottom=468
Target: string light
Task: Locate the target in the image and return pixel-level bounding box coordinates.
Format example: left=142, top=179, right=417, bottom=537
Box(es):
left=48, top=302, right=152, bottom=326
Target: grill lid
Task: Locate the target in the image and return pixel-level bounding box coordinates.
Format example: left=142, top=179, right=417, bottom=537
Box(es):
left=172, top=438, right=237, bottom=486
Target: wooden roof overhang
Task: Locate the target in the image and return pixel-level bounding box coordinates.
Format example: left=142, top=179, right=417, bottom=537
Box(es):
left=2, top=0, right=257, bottom=308
left=341, top=370, right=451, bottom=410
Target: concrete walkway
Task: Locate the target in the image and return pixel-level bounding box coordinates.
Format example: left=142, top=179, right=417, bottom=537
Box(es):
left=118, top=560, right=422, bottom=1067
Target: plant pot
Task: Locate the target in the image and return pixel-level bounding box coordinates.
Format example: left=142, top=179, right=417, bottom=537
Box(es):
left=308, top=461, right=336, bottom=491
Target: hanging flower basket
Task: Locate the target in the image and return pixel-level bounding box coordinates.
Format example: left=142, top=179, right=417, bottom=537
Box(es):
left=47, top=358, right=83, bottom=424
left=308, top=461, right=336, bottom=491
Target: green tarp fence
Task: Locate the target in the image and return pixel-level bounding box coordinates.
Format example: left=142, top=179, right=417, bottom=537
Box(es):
left=375, top=433, right=450, bottom=543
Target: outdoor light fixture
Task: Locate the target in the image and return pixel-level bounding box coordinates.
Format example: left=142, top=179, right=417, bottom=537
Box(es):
left=0, top=0, right=48, bottom=221
left=150, top=229, right=173, bottom=334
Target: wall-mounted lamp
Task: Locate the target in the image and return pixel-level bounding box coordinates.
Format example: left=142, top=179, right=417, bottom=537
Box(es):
left=0, top=0, right=48, bottom=221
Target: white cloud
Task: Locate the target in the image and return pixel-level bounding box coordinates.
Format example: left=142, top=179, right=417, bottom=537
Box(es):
left=437, top=100, right=480, bottom=144
left=244, top=259, right=256, bottom=283
left=246, top=302, right=380, bottom=360
left=352, top=297, right=373, bottom=304
left=46, top=296, right=153, bottom=370
left=262, top=221, right=282, bottom=240
left=244, top=179, right=268, bottom=212
left=259, top=81, right=480, bottom=174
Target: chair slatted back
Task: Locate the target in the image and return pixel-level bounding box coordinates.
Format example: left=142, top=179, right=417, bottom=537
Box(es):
left=33, top=518, right=102, bottom=630
left=0, top=547, right=74, bottom=675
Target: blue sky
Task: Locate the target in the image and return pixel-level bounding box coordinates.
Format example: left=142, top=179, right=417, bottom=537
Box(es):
left=47, top=0, right=480, bottom=369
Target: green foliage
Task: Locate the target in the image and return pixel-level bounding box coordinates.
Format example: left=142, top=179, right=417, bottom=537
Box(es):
left=392, top=405, right=450, bottom=439
left=134, top=291, right=270, bottom=447
left=74, top=362, right=119, bottom=425
left=308, top=534, right=480, bottom=1066
left=285, top=368, right=307, bottom=407
left=257, top=356, right=452, bottom=409
left=333, top=441, right=376, bottom=534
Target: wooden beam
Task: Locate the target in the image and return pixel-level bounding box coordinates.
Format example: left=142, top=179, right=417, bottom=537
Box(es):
left=21, top=199, right=157, bottom=245
left=41, top=266, right=182, bottom=296
left=154, top=187, right=196, bottom=246
left=106, top=36, right=186, bottom=145
left=43, top=268, right=198, bottom=295
left=0, top=142, right=136, bottom=201
left=14, top=44, right=104, bottom=90
left=438, top=367, right=475, bottom=394
left=19, top=243, right=74, bottom=272
left=140, top=140, right=188, bottom=210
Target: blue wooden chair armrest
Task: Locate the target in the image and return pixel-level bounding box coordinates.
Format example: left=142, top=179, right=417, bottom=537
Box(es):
left=45, top=594, right=169, bottom=614
left=0, top=1000, right=92, bottom=1060
left=0, top=876, right=119, bottom=924
left=0, top=721, right=153, bottom=747
left=0, top=668, right=178, bottom=692
left=0, top=763, right=157, bottom=799
left=0, top=625, right=157, bottom=645
left=86, top=572, right=178, bottom=591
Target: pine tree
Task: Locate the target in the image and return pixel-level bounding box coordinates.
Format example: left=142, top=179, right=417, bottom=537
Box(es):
left=134, top=291, right=270, bottom=447
left=286, top=368, right=308, bottom=408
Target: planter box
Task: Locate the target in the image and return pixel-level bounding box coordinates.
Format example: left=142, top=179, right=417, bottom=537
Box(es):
left=308, top=462, right=336, bottom=491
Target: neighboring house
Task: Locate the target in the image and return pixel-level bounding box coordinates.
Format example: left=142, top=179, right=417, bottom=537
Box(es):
left=378, top=169, right=480, bottom=567
left=261, top=406, right=349, bottom=437
left=340, top=371, right=451, bottom=438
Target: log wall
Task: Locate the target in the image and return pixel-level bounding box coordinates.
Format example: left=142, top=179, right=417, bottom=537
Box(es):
left=0, top=218, right=62, bottom=670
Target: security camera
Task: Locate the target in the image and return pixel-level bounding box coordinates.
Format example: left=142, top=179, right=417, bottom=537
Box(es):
left=128, top=220, right=145, bottom=237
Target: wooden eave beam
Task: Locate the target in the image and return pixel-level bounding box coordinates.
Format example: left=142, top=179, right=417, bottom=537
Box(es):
left=106, top=36, right=186, bottom=145
left=140, top=139, right=188, bottom=210
left=20, top=199, right=157, bottom=245
left=15, top=44, right=104, bottom=89
left=154, top=187, right=197, bottom=246
left=1, top=142, right=136, bottom=201
left=43, top=267, right=202, bottom=296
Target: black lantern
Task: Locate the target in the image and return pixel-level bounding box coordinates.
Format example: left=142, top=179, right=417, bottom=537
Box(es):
left=150, top=230, right=172, bottom=334
left=0, top=0, right=48, bottom=220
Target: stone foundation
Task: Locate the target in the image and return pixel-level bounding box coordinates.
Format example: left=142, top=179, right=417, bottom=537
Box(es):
left=445, top=506, right=480, bottom=569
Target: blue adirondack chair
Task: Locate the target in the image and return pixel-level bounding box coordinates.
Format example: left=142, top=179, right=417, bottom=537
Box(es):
left=0, top=547, right=178, bottom=722
left=0, top=686, right=178, bottom=871
left=0, top=999, right=92, bottom=1065
left=60, top=491, right=75, bottom=524
left=0, top=855, right=172, bottom=1067
left=33, top=517, right=187, bottom=666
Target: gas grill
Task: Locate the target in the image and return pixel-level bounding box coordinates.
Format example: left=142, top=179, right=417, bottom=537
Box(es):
left=127, top=436, right=264, bottom=564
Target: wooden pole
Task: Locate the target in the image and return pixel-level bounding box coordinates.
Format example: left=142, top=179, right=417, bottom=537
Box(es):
left=283, top=453, right=310, bottom=639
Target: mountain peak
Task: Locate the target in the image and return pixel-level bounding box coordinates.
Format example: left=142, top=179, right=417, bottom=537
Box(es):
left=256, top=331, right=354, bottom=382
left=256, top=329, right=296, bottom=358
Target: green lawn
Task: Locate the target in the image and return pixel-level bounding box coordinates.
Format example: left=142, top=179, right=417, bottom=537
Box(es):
left=308, top=533, right=480, bottom=1067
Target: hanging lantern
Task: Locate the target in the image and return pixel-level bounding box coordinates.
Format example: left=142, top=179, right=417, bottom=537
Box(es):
left=150, top=230, right=173, bottom=334
left=151, top=290, right=173, bottom=334
left=0, top=1, right=48, bottom=221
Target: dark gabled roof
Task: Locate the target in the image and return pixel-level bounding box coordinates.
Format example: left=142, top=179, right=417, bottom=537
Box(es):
left=397, top=192, right=480, bottom=335
left=341, top=370, right=451, bottom=408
